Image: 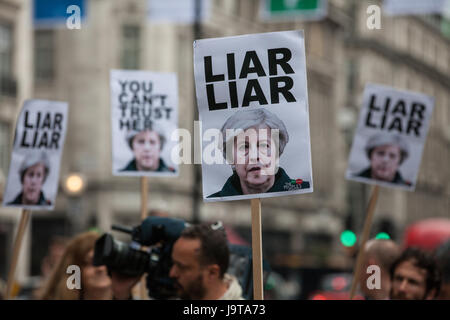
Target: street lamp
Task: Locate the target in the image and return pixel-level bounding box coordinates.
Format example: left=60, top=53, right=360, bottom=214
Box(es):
left=63, top=173, right=86, bottom=196
left=63, top=173, right=87, bottom=233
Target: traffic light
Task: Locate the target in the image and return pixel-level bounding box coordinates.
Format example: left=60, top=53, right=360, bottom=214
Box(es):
left=374, top=219, right=396, bottom=241
left=340, top=230, right=357, bottom=247
left=341, top=214, right=357, bottom=247
left=375, top=232, right=390, bottom=240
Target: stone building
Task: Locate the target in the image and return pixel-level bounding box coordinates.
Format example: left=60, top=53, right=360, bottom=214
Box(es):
left=0, top=0, right=33, bottom=284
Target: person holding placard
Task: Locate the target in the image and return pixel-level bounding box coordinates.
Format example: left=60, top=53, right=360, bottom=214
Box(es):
left=355, top=134, right=411, bottom=186
left=208, top=109, right=310, bottom=198
left=121, top=126, right=175, bottom=173
left=358, top=239, right=401, bottom=300
left=7, top=152, right=52, bottom=206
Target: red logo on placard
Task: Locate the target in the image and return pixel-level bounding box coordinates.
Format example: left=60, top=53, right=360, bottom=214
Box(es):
left=296, top=179, right=303, bottom=185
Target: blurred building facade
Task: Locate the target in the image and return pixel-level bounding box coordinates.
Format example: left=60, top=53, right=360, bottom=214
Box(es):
left=0, top=0, right=448, bottom=290
left=0, top=0, right=33, bottom=284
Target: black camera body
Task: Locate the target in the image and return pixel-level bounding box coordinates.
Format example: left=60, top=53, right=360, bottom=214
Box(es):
left=93, top=216, right=188, bottom=299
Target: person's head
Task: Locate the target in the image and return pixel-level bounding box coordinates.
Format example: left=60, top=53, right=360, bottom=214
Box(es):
left=40, top=231, right=112, bottom=300
left=19, top=152, right=50, bottom=204
left=126, top=125, right=166, bottom=171
left=220, top=109, right=289, bottom=192
left=169, top=222, right=229, bottom=300
left=390, top=247, right=441, bottom=300
left=41, top=236, right=68, bottom=280
left=435, top=240, right=450, bottom=300
left=360, top=239, right=401, bottom=299
left=365, top=134, right=409, bottom=182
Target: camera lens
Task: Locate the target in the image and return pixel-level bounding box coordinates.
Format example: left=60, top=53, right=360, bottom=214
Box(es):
left=93, top=234, right=149, bottom=277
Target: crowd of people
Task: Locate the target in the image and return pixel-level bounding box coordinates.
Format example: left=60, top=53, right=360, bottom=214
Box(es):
left=1, top=216, right=449, bottom=301
left=357, top=238, right=449, bottom=300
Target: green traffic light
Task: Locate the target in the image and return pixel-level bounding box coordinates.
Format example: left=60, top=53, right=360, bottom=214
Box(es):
left=340, top=230, right=357, bottom=247
left=375, top=232, right=390, bottom=240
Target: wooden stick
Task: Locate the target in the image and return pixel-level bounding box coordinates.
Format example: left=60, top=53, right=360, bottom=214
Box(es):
left=349, top=185, right=380, bottom=300
left=6, top=210, right=31, bottom=299
left=140, top=177, right=149, bottom=221
left=139, top=177, right=149, bottom=300
left=251, top=199, right=264, bottom=300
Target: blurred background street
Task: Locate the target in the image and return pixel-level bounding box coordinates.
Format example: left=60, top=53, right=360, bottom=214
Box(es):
left=0, top=0, right=449, bottom=299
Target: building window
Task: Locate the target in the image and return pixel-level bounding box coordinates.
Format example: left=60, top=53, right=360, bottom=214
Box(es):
left=121, top=25, right=140, bottom=70
left=0, top=121, right=10, bottom=175
left=0, top=22, right=16, bottom=97
left=34, top=30, right=55, bottom=82
left=0, top=23, right=12, bottom=77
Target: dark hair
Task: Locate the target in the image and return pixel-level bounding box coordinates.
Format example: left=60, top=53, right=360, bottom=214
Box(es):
left=390, top=247, right=442, bottom=298
left=435, top=240, right=450, bottom=283
left=180, top=222, right=229, bottom=279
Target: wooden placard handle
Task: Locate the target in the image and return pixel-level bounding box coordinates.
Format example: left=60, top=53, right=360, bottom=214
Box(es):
left=6, top=209, right=31, bottom=299
left=251, top=199, right=264, bottom=300
left=140, top=177, right=149, bottom=299
left=349, top=185, right=380, bottom=300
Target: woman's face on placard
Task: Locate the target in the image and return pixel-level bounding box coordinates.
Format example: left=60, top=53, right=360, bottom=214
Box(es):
left=369, top=144, right=402, bottom=182
left=22, top=163, right=46, bottom=204
left=233, top=125, right=278, bottom=188
left=132, top=130, right=161, bottom=171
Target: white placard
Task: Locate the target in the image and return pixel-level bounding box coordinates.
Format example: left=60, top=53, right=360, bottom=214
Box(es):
left=194, top=30, right=314, bottom=202
left=346, top=84, right=434, bottom=191
left=111, top=70, right=179, bottom=177
left=2, top=99, right=69, bottom=210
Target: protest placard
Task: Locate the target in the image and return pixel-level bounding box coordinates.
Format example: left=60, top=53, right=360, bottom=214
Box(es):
left=194, top=30, right=313, bottom=202
left=346, top=83, right=434, bottom=191
left=110, top=70, right=179, bottom=177
left=2, top=99, right=68, bottom=211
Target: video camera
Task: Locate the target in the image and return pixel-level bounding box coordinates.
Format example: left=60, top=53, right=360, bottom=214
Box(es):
left=93, top=216, right=270, bottom=299
left=93, top=216, right=188, bottom=299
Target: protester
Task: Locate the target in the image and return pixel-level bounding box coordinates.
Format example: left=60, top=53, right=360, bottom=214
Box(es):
left=30, top=236, right=68, bottom=299
left=39, top=231, right=113, bottom=300
left=435, top=240, right=450, bottom=299
left=208, top=108, right=309, bottom=198
left=356, top=134, right=411, bottom=186
left=358, top=239, right=401, bottom=300
left=111, top=221, right=244, bottom=300
left=121, top=126, right=174, bottom=173
left=169, top=222, right=244, bottom=299
left=8, top=152, right=52, bottom=205
left=389, top=247, right=441, bottom=300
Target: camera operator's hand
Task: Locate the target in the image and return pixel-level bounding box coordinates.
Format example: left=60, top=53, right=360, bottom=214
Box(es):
left=110, top=272, right=141, bottom=300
